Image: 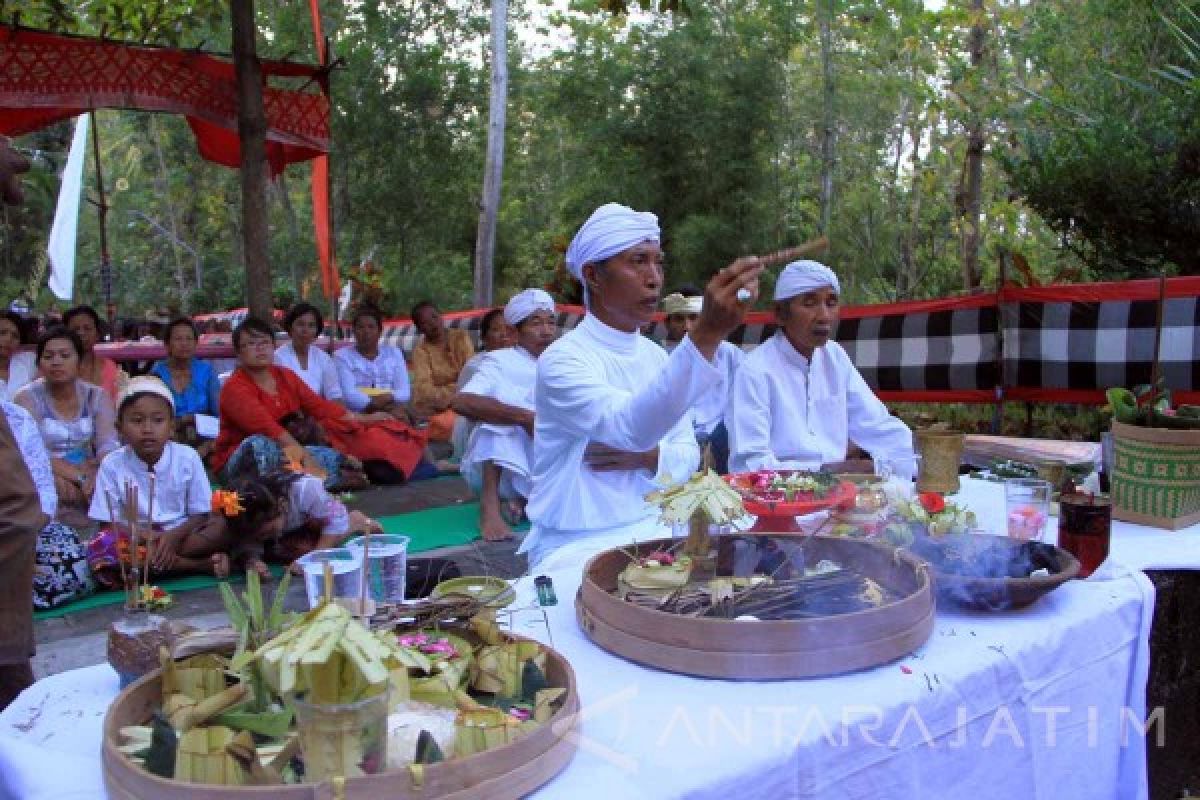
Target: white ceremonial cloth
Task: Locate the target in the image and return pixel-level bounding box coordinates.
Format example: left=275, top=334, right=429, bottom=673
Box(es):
left=459, top=346, right=539, bottom=498
left=728, top=333, right=913, bottom=473
left=692, top=340, right=743, bottom=437
left=0, top=351, right=37, bottom=402
left=333, top=344, right=410, bottom=412
left=0, top=542, right=1156, bottom=800
left=273, top=342, right=343, bottom=402
left=774, top=259, right=840, bottom=301
left=523, top=315, right=719, bottom=565
left=504, top=288, right=555, bottom=326
left=87, top=442, right=211, bottom=529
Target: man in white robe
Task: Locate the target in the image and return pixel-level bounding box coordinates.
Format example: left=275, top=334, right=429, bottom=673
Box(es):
left=454, top=290, right=557, bottom=542
left=662, top=289, right=744, bottom=474
left=521, top=203, right=763, bottom=569
left=728, top=260, right=915, bottom=474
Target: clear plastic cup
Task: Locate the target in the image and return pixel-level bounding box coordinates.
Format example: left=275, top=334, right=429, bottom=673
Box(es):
left=346, top=534, right=410, bottom=605
left=1004, top=478, right=1052, bottom=541
left=295, top=547, right=362, bottom=609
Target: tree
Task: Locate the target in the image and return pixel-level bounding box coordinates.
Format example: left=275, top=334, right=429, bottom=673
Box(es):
left=473, top=0, right=509, bottom=308
left=230, top=0, right=273, bottom=320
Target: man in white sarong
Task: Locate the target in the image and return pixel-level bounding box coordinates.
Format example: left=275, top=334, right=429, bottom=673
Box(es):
left=662, top=288, right=744, bottom=473
left=521, top=203, right=763, bottom=569
left=454, top=289, right=557, bottom=542
left=728, top=260, right=915, bottom=474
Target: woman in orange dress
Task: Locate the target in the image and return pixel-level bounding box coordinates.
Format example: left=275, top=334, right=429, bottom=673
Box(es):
left=64, top=305, right=127, bottom=405
left=410, top=301, right=474, bottom=441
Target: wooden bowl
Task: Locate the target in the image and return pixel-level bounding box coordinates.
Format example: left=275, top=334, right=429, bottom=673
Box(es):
left=904, top=532, right=1080, bottom=610
left=577, top=535, right=935, bottom=680
left=102, top=633, right=579, bottom=800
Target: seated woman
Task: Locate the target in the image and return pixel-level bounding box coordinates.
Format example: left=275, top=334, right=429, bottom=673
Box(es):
left=275, top=302, right=343, bottom=402
left=212, top=470, right=382, bottom=579
left=212, top=317, right=431, bottom=489
left=410, top=301, right=475, bottom=441
left=86, top=377, right=230, bottom=584
left=14, top=327, right=119, bottom=525
left=2, top=398, right=95, bottom=611
left=150, top=318, right=220, bottom=451
left=64, top=305, right=127, bottom=404
left=333, top=305, right=409, bottom=418
left=0, top=311, right=36, bottom=401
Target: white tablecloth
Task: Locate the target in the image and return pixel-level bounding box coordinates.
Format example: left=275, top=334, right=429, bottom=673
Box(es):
left=1, top=478, right=1180, bottom=800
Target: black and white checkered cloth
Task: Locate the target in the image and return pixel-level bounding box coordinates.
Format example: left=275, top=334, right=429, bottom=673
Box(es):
left=1002, top=295, right=1200, bottom=396
left=192, top=279, right=1200, bottom=402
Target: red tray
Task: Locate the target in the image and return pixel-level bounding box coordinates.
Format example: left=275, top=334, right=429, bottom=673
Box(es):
left=725, top=472, right=858, bottom=532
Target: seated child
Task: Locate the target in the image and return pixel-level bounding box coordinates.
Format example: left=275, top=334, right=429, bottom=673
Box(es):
left=213, top=470, right=382, bottom=579
left=87, top=376, right=230, bottom=585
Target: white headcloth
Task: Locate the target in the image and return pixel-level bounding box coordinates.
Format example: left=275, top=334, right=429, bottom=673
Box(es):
left=118, top=375, right=175, bottom=413
left=774, top=260, right=841, bottom=302
left=564, top=203, right=660, bottom=298
left=662, top=293, right=703, bottom=315
left=504, top=288, right=556, bottom=326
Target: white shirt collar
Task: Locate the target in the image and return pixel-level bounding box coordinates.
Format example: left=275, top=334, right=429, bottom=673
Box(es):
left=578, top=313, right=640, bottom=355
left=775, top=331, right=815, bottom=372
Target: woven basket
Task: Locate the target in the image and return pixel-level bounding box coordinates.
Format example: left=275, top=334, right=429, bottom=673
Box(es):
left=1110, top=420, right=1200, bottom=530
left=915, top=430, right=964, bottom=494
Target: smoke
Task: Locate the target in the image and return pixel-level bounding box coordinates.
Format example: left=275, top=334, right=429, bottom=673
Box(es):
left=907, top=534, right=1068, bottom=611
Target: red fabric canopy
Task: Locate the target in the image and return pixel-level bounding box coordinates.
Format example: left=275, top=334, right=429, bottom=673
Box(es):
left=0, top=26, right=329, bottom=175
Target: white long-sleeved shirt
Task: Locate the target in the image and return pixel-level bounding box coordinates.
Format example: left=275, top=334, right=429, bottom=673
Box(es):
left=693, top=340, right=743, bottom=436
left=274, top=342, right=343, bottom=403
left=332, top=344, right=411, bottom=412
left=1, top=351, right=37, bottom=402
left=459, top=346, right=538, bottom=496
left=524, top=314, right=719, bottom=550
left=728, top=333, right=914, bottom=473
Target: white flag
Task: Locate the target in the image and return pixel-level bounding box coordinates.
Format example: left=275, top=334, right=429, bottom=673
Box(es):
left=47, top=114, right=90, bottom=302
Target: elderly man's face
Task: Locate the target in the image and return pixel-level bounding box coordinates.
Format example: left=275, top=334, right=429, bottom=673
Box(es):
left=515, top=310, right=557, bottom=358
left=777, top=287, right=839, bottom=358
left=584, top=241, right=664, bottom=332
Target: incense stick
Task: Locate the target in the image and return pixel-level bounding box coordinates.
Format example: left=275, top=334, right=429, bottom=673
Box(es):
left=755, top=236, right=829, bottom=270
left=144, top=475, right=156, bottom=595
left=358, top=528, right=371, bottom=618
left=106, top=492, right=130, bottom=609
left=124, top=481, right=140, bottom=609
left=323, top=561, right=334, bottom=605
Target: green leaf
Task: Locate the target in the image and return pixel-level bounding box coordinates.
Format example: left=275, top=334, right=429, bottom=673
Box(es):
left=267, top=569, right=292, bottom=634
left=142, top=713, right=177, bottom=779
left=219, top=582, right=247, bottom=633
left=519, top=660, right=548, bottom=705
left=244, top=569, right=264, bottom=631
left=214, top=707, right=294, bottom=739
left=414, top=730, right=445, bottom=765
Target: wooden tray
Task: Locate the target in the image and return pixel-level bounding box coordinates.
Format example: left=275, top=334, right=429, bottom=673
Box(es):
left=577, top=535, right=934, bottom=680
left=102, top=634, right=580, bottom=800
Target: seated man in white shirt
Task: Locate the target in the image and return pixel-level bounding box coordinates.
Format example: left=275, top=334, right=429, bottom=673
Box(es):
left=662, top=287, right=744, bottom=474
left=454, top=289, right=557, bottom=542
left=521, top=203, right=762, bottom=569
left=728, top=260, right=914, bottom=474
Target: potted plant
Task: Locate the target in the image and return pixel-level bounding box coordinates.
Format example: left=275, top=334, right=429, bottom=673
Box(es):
left=1106, top=379, right=1200, bottom=529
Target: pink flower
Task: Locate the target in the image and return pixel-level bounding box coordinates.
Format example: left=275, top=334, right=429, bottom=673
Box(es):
left=508, top=707, right=531, bottom=721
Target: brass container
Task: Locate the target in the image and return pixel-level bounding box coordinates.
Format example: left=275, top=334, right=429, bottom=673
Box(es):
left=915, top=430, right=964, bottom=494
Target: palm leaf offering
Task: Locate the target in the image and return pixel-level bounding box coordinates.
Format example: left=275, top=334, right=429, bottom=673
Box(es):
left=117, top=591, right=571, bottom=787
left=646, top=469, right=746, bottom=525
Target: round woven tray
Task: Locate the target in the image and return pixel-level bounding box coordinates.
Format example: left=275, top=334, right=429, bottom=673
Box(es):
left=577, top=534, right=935, bottom=680
left=102, top=633, right=579, bottom=800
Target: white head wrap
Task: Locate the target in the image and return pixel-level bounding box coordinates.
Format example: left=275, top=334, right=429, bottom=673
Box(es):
left=564, top=204, right=660, bottom=304
left=662, top=293, right=703, bottom=315
left=504, top=288, right=556, bottom=326
left=118, top=375, right=175, bottom=413
left=773, top=260, right=841, bottom=302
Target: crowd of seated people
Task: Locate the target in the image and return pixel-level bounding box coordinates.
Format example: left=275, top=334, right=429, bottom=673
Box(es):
left=0, top=298, right=477, bottom=609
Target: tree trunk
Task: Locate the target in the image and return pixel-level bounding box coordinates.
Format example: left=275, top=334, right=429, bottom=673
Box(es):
left=149, top=117, right=189, bottom=312
left=817, top=0, right=836, bottom=236
left=957, top=0, right=986, bottom=291
left=899, top=121, right=928, bottom=298
left=473, top=0, right=508, bottom=309
left=231, top=0, right=273, bottom=321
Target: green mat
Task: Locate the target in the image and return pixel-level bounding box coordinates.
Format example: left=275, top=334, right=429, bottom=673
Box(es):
left=32, top=567, right=285, bottom=621
left=33, top=500, right=517, bottom=620
left=377, top=500, right=527, bottom=552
